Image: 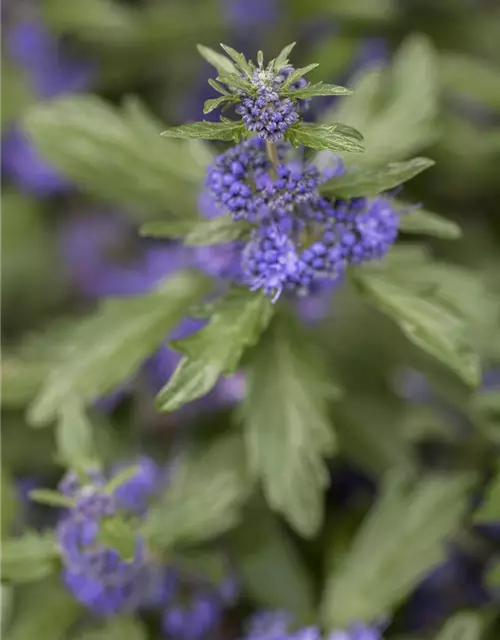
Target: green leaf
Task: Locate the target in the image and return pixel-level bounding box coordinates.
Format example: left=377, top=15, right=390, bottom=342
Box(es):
left=486, top=559, right=500, bottom=592
left=280, top=63, right=320, bottom=90
left=320, top=158, right=435, bottom=198
left=74, top=616, right=147, bottom=640
left=288, top=122, right=365, bottom=154
left=1, top=532, right=59, bottom=583
left=216, top=72, right=254, bottom=93
left=274, top=42, right=296, bottom=72
left=5, top=578, right=80, bottom=640
left=240, top=310, right=338, bottom=537
left=98, top=516, right=137, bottom=561
left=282, top=82, right=352, bottom=99
left=433, top=612, right=485, bottom=640
left=203, top=95, right=237, bottom=114
left=196, top=44, right=238, bottom=75
left=157, top=288, right=273, bottom=412
left=29, top=271, right=212, bottom=425
left=184, top=217, right=252, bottom=246
left=397, top=205, right=462, bottom=240
left=441, top=52, right=500, bottom=113
left=143, top=433, right=253, bottom=548
left=219, top=43, right=253, bottom=78
left=471, top=389, right=500, bottom=442
left=1, top=59, right=34, bottom=131
left=161, top=120, right=245, bottom=142
left=353, top=270, right=480, bottom=386
left=208, top=78, right=230, bottom=96
left=321, top=34, right=438, bottom=165
left=55, top=396, right=97, bottom=469
left=321, top=473, right=472, bottom=629
left=28, top=489, right=74, bottom=509
left=474, top=468, right=500, bottom=523
left=1, top=584, right=13, bottom=634
left=230, top=501, right=315, bottom=617
left=105, top=465, right=141, bottom=495
left=139, top=217, right=197, bottom=239
left=23, top=96, right=205, bottom=217
left=1, top=470, right=17, bottom=539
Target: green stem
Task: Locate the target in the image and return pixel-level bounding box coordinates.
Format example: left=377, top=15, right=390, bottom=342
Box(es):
left=266, top=139, right=279, bottom=179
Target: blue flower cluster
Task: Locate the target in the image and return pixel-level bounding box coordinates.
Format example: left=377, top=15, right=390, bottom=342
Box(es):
left=204, top=139, right=400, bottom=301
left=56, top=469, right=151, bottom=615
left=243, top=610, right=382, bottom=640
left=54, top=458, right=238, bottom=636
left=235, top=67, right=301, bottom=141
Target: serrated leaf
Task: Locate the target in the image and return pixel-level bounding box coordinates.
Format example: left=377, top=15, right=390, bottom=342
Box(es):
left=219, top=43, right=253, bottom=78
left=283, top=82, right=352, bottom=99
left=474, top=468, right=500, bottom=523
left=353, top=271, right=480, bottom=386
left=320, top=158, right=435, bottom=198
left=28, top=489, right=74, bottom=509
left=288, top=122, right=365, bottom=154
left=203, top=95, right=237, bottom=114
left=274, top=42, right=296, bottom=72
left=29, top=271, right=212, bottom=425
left=230, top=501, right=315, bottom=618
left=280, top=63, right=320, bottom=90
left=139, top=218, right=197, bottom=239
left=216, top=72, right=254, bottom=94
left=1, top=470, right=17, bottom=539
left=240, top=310, right=338, bottom=537
left=321, top=34, right=438, bottom=166
left=5, top=578, right=80, bottom=640
left=161, top=120, right=245, bottom=142
left=185, top=216, right=252, bottom=246
left=197, top=44, right=238, bottom=75
left=157, top=288, right=273, bottom=412
left=434, top=612, right=485, bottom=640
left=23, top=96, right=204, bottom=217
left=56, top=396, right=97, bottom=469
left=1, top=532, right=59, bottom=583
left=143, top=433, right=253, bottom=548
left=321, top=473, right=472, bottom=629
left=208, top=78, right=230, bottom=96
left=398, top=205, right=462, bottom=240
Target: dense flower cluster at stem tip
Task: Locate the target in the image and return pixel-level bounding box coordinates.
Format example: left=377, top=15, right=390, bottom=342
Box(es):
left=200, top=47, right=403, bottom=302
left=55, top=458, right=238, bottom=637
left=204, top=135, right=399, bottom=301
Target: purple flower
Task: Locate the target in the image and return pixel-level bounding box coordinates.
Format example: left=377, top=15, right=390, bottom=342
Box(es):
left=222, top=0, right=281, bottom=29
left=1, top=125, right=73, bottom=196
left=402, top=546, right=490, bottom=631
left=2, top=19, right=95, bottom=196
left=242, top=225, right=301, bottom=302
left=6, top=20, right=95, bottom=98
left=160, top=566, right=238, bottom=639
left=110, top=457, right=162, bottom=514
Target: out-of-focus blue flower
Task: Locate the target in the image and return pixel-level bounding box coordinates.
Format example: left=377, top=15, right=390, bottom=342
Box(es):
left=2, top=19, right=94, bottom=195
left=222, top=0, right=280, bottom=29
left=6, top=20, right=95, bottom=98
left=402, top=545, right=490, bottom=631
left=327, top=623, right=383, bottom=640
left=57, top=481, right=149, bottom=615
left=1, top=125, right=73, bottom=196
left=160, top=567, right=239, bottom=639
left=110, top=456, right=162, bottom=514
